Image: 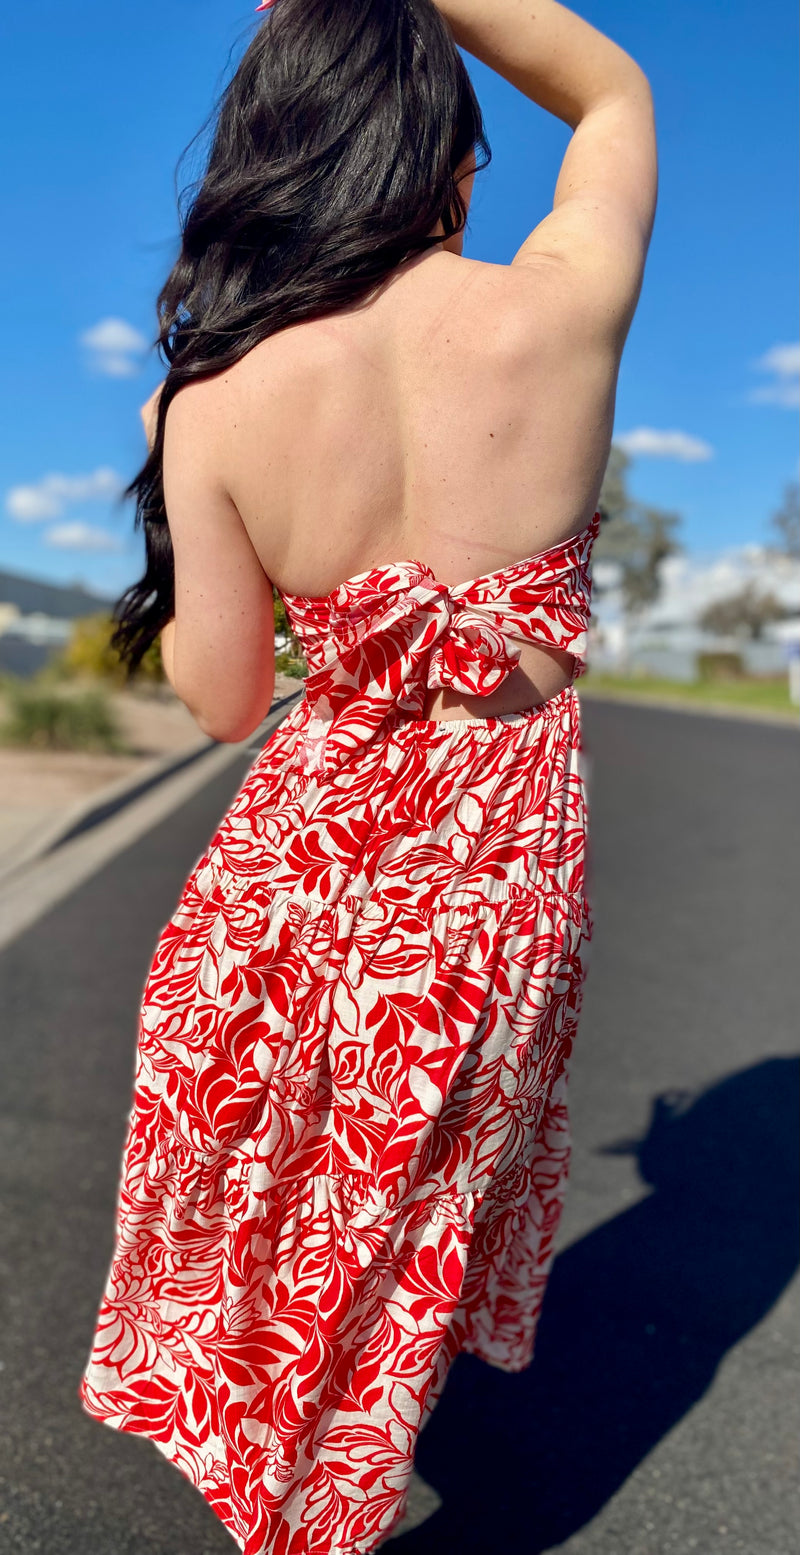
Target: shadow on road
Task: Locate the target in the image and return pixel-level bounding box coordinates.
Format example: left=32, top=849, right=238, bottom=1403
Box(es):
left=399, top=1055, right=800, bottom=1554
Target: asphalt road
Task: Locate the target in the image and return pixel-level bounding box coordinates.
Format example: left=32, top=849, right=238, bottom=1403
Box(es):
left=0, top=700, right=797, bottom=1555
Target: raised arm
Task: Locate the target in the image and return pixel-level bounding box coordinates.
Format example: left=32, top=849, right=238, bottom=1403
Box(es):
left=435, top=0, right=658, bottom=344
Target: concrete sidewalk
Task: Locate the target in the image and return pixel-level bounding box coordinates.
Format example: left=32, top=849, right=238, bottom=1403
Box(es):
left=0, top=672, right=303, bottom=883
left=0, top=687, right=303, bottom=952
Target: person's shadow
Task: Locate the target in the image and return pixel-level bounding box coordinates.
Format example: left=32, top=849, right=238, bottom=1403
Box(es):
left=396, top=1056, right=799, bottom=1553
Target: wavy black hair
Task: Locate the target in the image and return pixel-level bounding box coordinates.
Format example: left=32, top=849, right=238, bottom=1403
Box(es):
left=110, top=0, right=490, bottom=674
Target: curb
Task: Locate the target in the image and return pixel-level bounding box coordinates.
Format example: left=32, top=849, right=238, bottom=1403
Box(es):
left=578, top=687, right=800, bottom=730
left=0, top=689, right=302, bottom=887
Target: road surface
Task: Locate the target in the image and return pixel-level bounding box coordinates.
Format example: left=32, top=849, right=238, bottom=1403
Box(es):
left=0, top=699, right=797, bottom=1554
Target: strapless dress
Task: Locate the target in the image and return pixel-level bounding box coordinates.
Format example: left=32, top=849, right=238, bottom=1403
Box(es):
left=79, top=511, right=601, bottom=1555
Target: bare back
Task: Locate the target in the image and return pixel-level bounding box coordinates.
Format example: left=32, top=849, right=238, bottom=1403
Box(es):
left=158, top=2, right=656, bottom=740
left=207, top=247, right=619, bottom=717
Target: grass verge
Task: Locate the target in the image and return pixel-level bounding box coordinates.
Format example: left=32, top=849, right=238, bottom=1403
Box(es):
left=580, top=672, right=798, bottom=719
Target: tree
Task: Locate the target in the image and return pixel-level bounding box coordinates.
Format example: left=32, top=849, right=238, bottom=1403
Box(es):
left=272, top=587, right=308, bottom=676
left=768, top=481, right=800, bottom=558
left=594, top=444, right=683, bottom=610
left=273, top=588, right=303, bottom=657
left=699, top=588, right=787, bottom=640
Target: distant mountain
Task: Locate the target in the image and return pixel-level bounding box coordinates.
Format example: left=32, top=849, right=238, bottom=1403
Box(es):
left=0, top=568, right=117, bottom=620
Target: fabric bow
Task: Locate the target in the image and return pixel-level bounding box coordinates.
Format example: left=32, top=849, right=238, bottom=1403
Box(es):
left=290, top=576, right=526, bottom=777
left=281, top=512, right=600, bottom=778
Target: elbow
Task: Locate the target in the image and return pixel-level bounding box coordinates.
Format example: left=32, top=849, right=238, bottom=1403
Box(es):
left=176, top=669, right=277, bottom=745
left=196, top=712, right=257, bottom=744
left=598, top=54, right=652, bottom=110
left=194, top=696, right=275, bottom=745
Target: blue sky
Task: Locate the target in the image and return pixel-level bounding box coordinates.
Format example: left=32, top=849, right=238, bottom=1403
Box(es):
left=1, top=0, right=797, bottom=599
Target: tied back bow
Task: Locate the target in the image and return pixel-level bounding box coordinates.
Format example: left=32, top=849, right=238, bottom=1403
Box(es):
left=281, top=515, right=600, bottom=777
left=426, top=603, right=522, bottom=697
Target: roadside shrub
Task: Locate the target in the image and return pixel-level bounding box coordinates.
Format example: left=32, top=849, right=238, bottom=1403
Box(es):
left=58, top=613, right=165, bottom=685
left=275, top=651, right=308, bottom=679
left=697, top=652, right=745, bottom=681
left=0, top=684, right=127, bottom=752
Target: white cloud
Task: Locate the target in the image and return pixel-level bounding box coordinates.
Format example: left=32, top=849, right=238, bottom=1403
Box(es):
left=748, top=341, right=800, bottom=408
left=43, top=522, right=123, bottom=552
left=79, top=316, right=150, bottom=377
left=614, top=427, right=714, bottom=462
left=5, top=466, right=125, bottom=522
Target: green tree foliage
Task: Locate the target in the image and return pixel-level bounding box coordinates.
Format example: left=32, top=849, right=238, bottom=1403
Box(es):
left=595, top=445, right=683, bottom=611
left=273, top=587, right=307, bottom=676
left=699, top=588, right=788, bottom=640
left=272, top=590, right=298, bottom=650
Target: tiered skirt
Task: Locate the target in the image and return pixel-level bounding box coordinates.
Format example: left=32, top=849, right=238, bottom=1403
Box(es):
left=79, top=686, right=591, bottom=1555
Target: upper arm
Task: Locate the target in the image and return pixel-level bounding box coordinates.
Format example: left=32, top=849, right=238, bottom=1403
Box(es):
left=162, top=384, right=275, bottom=742
left=511, top=70, right=658, bottom=344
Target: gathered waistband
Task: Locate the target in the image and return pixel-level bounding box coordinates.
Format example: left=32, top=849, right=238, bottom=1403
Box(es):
left=387, top=682, right=576, bottom=735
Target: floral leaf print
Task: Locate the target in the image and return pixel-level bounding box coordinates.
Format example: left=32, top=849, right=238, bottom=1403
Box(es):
left=80, top=517, right=598, bottom=1554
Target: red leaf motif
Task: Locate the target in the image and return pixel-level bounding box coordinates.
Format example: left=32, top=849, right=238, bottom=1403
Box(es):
left=79, top=516, right=599, bottom=1555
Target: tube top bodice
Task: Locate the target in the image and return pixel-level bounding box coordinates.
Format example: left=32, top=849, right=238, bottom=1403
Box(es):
left=276, top=509, right=601, bottom=775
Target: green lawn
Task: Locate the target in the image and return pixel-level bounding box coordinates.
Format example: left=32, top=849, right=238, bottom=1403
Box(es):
left=579, top=672, right=798, bottom=719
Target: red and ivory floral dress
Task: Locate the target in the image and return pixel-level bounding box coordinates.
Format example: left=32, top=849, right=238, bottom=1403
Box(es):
left=79, top=512, right=601, bottom=1555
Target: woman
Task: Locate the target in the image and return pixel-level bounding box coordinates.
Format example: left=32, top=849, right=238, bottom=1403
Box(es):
left=79, top=2, right=656, bottom=1552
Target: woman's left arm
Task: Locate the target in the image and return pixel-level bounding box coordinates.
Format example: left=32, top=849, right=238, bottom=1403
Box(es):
left=159, top=616, right=177, bottom=688
left=141, top=381, right=275, bottom=740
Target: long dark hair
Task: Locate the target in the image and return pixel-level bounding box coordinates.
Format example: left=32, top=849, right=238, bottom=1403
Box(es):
left=110, top=0, right=490, bottom=675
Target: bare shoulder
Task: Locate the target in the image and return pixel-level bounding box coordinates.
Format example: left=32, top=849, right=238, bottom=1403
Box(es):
left=164, top=369, right=228, bottom=442
left=448, top=254, right=608, bottom=355
left=393, top=251, right=574, bottom=353
left=162, top=366, right=269, bottom=503
left=162, top=345, right=286, bottom=451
